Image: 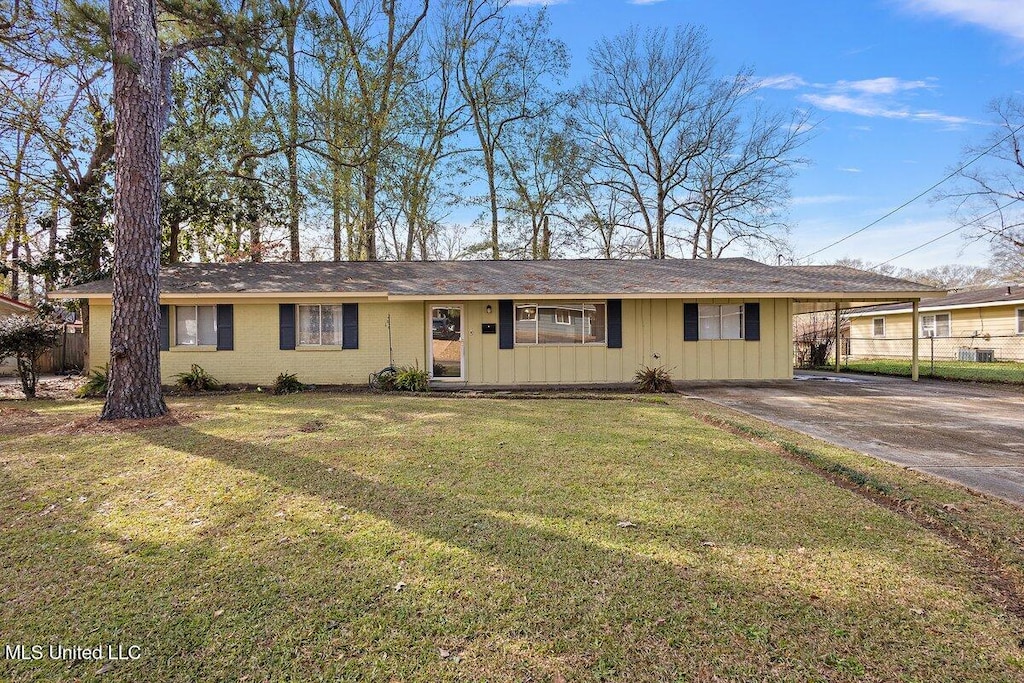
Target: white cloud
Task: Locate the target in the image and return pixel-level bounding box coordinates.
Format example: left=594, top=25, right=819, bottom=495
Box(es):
left=754, top=74, right=808, bottom=90
left=834, top=77, right=932, bottom=95
left=629, top=0, right=668, bottom=4
left=791, top=194, right=856, bottom=206
left=899, top=0, right=1024, bottom=43
left=507, top=0, right=571, bottom=6
left=798, top=77, right=973, bottom=126
left=756, top=74, right=972, bottom=126
left=837, top=167, right=862, bottom=173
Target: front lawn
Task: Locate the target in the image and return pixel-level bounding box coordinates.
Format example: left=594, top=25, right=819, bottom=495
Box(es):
left=2, top=393, right=1024, bottom=681
left=841, top=358, right=1024, bottom=384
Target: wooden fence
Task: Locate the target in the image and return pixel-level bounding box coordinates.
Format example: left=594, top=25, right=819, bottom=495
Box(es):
left=37, top=329, right=86, bottom=374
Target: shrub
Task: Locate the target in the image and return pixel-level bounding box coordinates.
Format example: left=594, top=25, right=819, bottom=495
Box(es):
left=273, top=372, right=309, bottom=395
left=0, top=314, right=63, bottom=398
left=394, top=364, right=430, bottom=392
left=371, top=366, right=398, bottom=391
left=174, top=364, right=221, bottom=391
left=77, top=365, right=110, bottom=398
left=634, top=365, right=675, bottom=393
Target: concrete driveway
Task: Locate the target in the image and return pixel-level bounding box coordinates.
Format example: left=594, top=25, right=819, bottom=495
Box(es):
left=681, top=373, right=1024, bottom=506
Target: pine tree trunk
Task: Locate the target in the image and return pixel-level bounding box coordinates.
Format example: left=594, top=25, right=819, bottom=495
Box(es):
left=101, top=0, right=167, bottom=420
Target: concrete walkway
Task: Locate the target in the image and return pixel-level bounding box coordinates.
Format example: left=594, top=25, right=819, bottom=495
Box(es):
left=680, top=372, right=1024, bottom=506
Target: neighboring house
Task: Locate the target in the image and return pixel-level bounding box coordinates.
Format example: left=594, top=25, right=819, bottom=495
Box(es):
left=50, top=259, right=937, bottom=386
left=847, top=285, right=1024, bottom=362
left=0, top=294, right=34, bottom=377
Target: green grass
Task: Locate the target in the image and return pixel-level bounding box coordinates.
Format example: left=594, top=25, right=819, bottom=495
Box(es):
left=841, top=358, right=1024, bottom=384
left=2, top=393, right=1024, bottom=681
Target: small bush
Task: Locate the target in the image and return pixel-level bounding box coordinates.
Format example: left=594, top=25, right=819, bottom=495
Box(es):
left=394, top=365, right=430, bottom=392
left=0, top=314, right=63, bottom=398
left=175, top=364, right=221, bottom=391
left=273, top=372, right=309, bottom=395
left=77, top=365, right=109, bottom=398
left=634, top=365, right=675, bottom=393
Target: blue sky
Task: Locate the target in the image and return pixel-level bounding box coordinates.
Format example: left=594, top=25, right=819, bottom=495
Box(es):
left=513, top=0, right=1024, bottom=269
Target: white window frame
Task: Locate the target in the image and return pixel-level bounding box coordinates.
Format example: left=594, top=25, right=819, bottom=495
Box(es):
left=698, top=304, right=745, bottom=340
left=514, top=302, right=607, bottom=346
left=175, top=305, right=217, bottom=346
left=298, top=304, right=344, bottom=347
left=554, top=308, right=571, bottom=325
left=872, top=317, right=885, bottom=338
left=920, top=312, right=951, bottom=338
left=1017, top=308, right=1023, bottom=335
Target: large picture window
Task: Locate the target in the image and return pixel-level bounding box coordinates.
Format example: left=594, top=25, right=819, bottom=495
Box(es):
left=920, top=312, right=951, bottom=338
left=698, top=304, right=744, bottom=340
left=299, top=304, right=344, bottom=346
left=175, top=305, right=217, bottom=346
left=515, top=302, right=606, bottom=345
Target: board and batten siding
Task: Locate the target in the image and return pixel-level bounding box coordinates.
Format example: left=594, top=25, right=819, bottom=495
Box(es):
left=88, top=300, right=427, bottom=385
left=87, top=297, right=793, bottom=385
left=464, top=298, right=791, bottom=384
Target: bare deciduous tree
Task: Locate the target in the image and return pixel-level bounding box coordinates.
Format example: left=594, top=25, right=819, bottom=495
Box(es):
left=936, top=96, right=1024, bottom=278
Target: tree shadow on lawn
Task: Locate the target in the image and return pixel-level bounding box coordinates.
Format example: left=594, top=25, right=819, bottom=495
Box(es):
left=128, top=423, right=1024, bottom=681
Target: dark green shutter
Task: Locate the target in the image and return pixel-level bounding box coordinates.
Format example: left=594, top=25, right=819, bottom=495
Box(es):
left=607, top=299, right=622, bottom=348
left=683, top=303, right=699, bottom=341
left=279, top=304, right=296, bottom=350
left=342, top=303, right=359, bottom=349
left=216, top=304, right=234, bottom=350
left=159, top=305, right=170, bottom=351
left=744, top=303, right=760, bottom=341
left=498, top=300, right=514, bottom=349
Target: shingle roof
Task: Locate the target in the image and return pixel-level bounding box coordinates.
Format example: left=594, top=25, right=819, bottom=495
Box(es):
left=848, top=284, right=1024, bottom=315
left=0, top=293, right=33, bottom=313
left=50, top=258, right=940, bottom=298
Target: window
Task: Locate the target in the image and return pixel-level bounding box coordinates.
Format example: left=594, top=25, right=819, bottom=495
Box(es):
left=920, top=312, right=951, bottom=338
left=698, top=304, right=744, bottom=340
left=175, top=305, right=217, bottom=346
left=872, top=317, right=885, bottom=338
left=515, top=302, right=606, bottom=345
left=298, top=304, right=344, bottom=346
left=1017, top=308, right=1023, bottom=335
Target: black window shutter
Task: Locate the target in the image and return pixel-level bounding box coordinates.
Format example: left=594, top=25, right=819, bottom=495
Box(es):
left=683, top=303, right=699, bottom=342
left=607, top=299, right=623, bottom=348
left=342, top=303, right=359, bottom=349
left=279, top=303, right=296, bottom=350
left=216, top=304, right=234, bottom=350
left=498, top=300, right=514, bottom=349
left=744, top=302, right=760, bottom=341
left=159, top=305, right=170, bottom=351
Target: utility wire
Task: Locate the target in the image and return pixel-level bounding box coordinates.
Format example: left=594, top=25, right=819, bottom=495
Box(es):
left=799, top=122, right=1024, bottom=262
left=874, top=198, right=1021, bottom=267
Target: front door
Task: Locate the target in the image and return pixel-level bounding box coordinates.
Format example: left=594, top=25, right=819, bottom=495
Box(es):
left=430, top=306, right=463, bottom=380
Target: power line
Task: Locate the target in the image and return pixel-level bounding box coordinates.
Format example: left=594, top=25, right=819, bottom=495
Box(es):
left=799, top=122, right=1024, bottom=262
left=874, top=198, right=1021, bottom=267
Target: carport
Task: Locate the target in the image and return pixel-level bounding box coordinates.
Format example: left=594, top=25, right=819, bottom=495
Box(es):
left=790, top=265, right=940, bottom=381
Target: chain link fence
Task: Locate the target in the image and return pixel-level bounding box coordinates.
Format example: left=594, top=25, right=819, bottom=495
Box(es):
left=796, top=334, right=1024, bottom=383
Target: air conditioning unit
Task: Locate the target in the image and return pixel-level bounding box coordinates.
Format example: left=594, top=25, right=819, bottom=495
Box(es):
left=957, top=348, right=978, bottom=362
left=957, top=348, right=997, bottom=362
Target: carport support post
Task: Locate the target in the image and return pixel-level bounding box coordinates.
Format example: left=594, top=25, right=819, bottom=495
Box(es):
left=911, top=300, right=920, bottom=382
left=834, top=302, right=841, bottom=373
